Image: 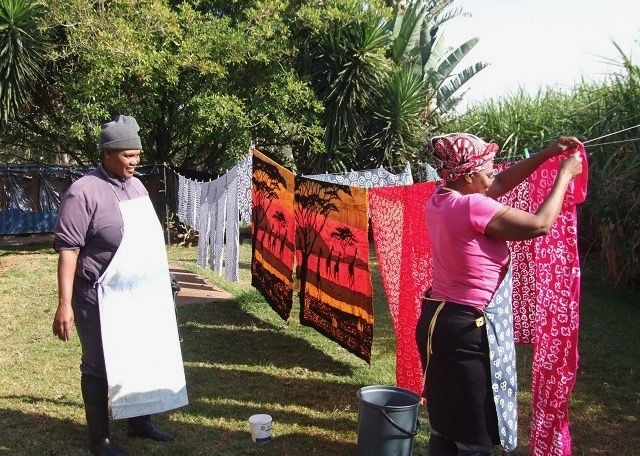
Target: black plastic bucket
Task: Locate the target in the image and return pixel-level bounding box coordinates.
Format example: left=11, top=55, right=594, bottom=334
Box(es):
left=356, top=385, right=421, bottom=456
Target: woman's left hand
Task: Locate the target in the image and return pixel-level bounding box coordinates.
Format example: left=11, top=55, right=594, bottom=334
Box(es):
left=543, top=136, right=581, bottom=157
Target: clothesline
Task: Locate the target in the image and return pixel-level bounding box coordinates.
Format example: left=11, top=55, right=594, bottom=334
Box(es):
left=585, top=136, right=640, bottom=148
left=583, top=122, right=640, bottom=144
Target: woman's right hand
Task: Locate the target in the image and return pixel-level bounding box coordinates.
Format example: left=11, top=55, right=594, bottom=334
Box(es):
left=53, top=303, right=75, bottom=341
left=559, top=151, right=583, bottom=179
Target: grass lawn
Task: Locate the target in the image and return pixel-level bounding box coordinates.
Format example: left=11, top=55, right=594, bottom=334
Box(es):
left=0, top=239, right=638, bottom=455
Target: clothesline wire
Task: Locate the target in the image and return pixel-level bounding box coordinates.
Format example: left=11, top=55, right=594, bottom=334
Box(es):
left=583, top=123, right=640, bottom=144
left=160, top=129, right=640, bottom=184
left=585, top=136, right=640, bottom=148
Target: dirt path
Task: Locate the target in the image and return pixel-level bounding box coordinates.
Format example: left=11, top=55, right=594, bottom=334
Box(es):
left=169, top=266, right=233, bottom=305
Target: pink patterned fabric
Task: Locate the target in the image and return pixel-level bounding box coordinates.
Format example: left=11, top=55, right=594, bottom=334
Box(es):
left=528, top=145, right=587, bottom=456
left=497, top=145, right=588, bottom=455
left=369, top=182, right=437, bottom=396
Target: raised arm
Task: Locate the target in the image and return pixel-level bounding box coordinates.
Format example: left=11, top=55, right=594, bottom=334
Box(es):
left=53, top=249, right=80, bottom=341
left=487, top=136, right=581, bottom=199
left=485, top=152, right=583, bottom=241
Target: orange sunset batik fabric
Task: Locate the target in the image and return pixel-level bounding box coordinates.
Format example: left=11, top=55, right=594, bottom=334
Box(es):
left=294, top=176, right=373, bottom=362
left=251, top=149, right=296, bottom=320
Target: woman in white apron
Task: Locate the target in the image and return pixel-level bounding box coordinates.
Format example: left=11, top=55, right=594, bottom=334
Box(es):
left=416, top=133, right=583, bottom=456
left=52, top=115, right=187, bottom=456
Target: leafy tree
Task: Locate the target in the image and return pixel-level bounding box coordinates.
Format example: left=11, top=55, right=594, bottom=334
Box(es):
left=0, top=0, right=324, bottom=171
left=0, top=0, right=483, bottom=174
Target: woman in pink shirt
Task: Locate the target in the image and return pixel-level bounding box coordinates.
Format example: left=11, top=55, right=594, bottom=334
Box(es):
left=416, top=133, right=583, bottom=456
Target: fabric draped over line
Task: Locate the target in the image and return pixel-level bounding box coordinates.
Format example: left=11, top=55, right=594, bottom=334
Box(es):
left=526, top=145, right=588, bottom=456
left=237, top=153, right=253, bottom=224
left=305, top=163, right=413, bottom=188
left=369, top=148, right=587, bottom=456
left=175, top=156, right=250, bottom=282
left=369, top=182, right=436, bottom=393
left=295, top=176, right=374, bottom=362
left=494, top=146, right=587, bottom=455
left=251, top=149, right=296, bottom=320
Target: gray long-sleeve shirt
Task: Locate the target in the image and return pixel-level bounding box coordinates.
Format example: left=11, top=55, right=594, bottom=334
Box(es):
left=54, top=165, right=148, bottom=305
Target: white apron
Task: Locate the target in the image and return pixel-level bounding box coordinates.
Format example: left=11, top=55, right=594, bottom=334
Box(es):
left=96, top=194, right=188, bottom=419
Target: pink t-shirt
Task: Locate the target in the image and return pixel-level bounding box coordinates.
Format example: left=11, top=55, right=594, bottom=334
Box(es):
left=425, top=189, right=509, bottom=310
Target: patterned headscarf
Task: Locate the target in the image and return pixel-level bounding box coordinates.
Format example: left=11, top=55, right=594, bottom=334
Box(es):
left=430, top=133, right=499, bottom=181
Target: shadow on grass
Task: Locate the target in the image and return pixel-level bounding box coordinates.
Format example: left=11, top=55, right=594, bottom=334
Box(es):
left=178, top=299, right=353, bottom=376
left=0, top=408, right=86, bottom=455
left=0, top=406, right=357, bottom=456
left=0, top=241, right=55, bottom=257
left=185, top=364, right=359, bottom=422
left=0, top=394, right=83, bottom=408
left=0, top=396, right=355, bottom=456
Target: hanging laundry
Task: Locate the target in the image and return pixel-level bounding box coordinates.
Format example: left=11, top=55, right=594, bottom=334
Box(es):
left=528, top=145, right=588, bottom=456
left=176, top=159, right=245, bottom=282
left=294, top=175, right=373, bottom=362
left=196, top=181, right=213, bottom=268
left=369, top=182, right=437, bottom=395
left=251, top=149, right=296, bottom=320
left=305, top=164, right=413, bottom=188
left=207, top=178, right=228, bottom=274
left=495, top=162, right=537, bottom=344
left=174, top=167, right=219, bottom=229
left=176, top=173, right=187, bottom=223
left=423, top=163, right=440, bottom=182
left=224, top=165, right=240, bottom=282
left=238, top=153, right=253, bottom=225
left=182, top=178, right=202, bottom=229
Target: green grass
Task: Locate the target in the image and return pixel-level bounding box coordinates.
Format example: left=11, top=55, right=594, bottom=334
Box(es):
left=1, top=241, right=639, bottom=455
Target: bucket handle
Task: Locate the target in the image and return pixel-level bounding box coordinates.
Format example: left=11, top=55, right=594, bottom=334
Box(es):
left=380, top=410, right=420, bottom=437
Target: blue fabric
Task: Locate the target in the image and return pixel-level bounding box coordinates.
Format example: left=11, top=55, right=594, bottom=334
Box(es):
left=0, top=209, right=57, bottom=235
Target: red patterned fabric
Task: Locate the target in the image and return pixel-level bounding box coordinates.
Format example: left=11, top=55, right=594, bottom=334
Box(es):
left=251, top=149, right=296, bottom=320
left=294, top=176, right=373, bottom=362
left=369, top=182, right=437, bottom=395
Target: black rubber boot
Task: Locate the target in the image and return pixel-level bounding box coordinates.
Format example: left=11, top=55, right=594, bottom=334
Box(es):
left=428, top=433, right=458, bottom=456
left=81, top=374, right=129, bottom=456
left=128, top=415, right=174, bottom=441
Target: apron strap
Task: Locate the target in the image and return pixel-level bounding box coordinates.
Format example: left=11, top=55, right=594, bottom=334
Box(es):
left=422, top=300, right=446, bottom=385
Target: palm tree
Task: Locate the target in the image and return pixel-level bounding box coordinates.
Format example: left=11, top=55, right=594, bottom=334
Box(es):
left=304, top=0, right=486, bottom=171
left=0, top=0, right=46, bottom=123
left=307, top=16, right=390, bottom=171
left=388, top=0, right=488, bottom=115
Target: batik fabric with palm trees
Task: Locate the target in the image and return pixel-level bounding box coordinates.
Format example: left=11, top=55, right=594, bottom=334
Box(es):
left=251, top=149, right=296, bottom=320
left=294, top=176, right=373, bottom=362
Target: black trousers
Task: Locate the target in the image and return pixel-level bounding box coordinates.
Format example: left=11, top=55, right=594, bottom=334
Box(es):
left=416, top=299, right=499, bottom=448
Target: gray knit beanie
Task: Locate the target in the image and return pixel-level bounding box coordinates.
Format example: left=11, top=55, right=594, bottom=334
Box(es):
left=99, top=115, right=142, bottom=151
